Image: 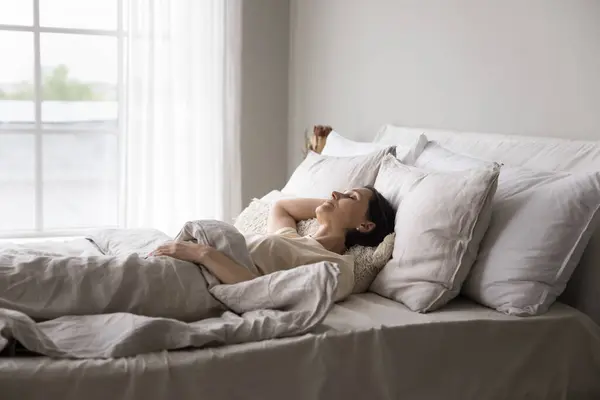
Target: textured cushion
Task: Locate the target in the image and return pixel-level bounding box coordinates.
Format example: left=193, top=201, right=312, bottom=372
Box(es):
left=370, top=155, right=500, bottom=312
left=414, top=143, right=600, bottom=316
left=234, top=194, right=395, bottom=293
left=282, top=149, right=391, bottom=198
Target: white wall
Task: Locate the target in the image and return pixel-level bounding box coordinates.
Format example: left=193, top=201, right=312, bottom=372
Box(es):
left=240, top=0, right=289, bottom=204
left=289, top=0, right=600, bottom=171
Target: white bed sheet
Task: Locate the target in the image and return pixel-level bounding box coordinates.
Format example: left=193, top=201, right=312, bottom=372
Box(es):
left=2, top=293, right=600, bottom=400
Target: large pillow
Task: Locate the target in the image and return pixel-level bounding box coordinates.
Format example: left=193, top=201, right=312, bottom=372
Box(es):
left=322, top=130, right=427, bottom=164
left=414, top=143, right=600, bottom=316
left=282, top=148, right=391, bottom=198
left=234, top=194, right=395, bottom=293
left=370, top=155, right=500, bottom=312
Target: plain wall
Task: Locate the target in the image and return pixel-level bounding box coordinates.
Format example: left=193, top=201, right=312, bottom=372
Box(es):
left=289, top=0, right=600, bottom=172
left=240, top=0, right=289, bottom=205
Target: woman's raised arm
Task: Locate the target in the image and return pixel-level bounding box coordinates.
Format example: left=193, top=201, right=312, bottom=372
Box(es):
left=267, top=198, right=326, bottom=234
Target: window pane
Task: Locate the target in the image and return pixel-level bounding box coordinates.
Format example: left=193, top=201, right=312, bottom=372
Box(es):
left=40, top=0, right=117, bottom=30
left=43, top=134, right=118, bottom=229
left=0, top=0, right=33, bottom=26
left=41, top=33, right=118, bottom=130
left=0, top=32, right=34, bottom=130
left=0, top=134, right=35, bottom=231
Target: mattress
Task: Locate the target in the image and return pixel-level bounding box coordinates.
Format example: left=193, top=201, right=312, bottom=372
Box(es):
left=2, top=292, right=600, bottom=400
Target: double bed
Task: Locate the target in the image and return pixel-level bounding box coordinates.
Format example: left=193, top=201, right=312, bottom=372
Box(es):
left=2, top=127, right=600, bottom=400
left=4, top=291, right=599, bottom=400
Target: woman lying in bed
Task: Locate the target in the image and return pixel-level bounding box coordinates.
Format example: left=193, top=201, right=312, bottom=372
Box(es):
left=152, top=187, right=395, bottom=301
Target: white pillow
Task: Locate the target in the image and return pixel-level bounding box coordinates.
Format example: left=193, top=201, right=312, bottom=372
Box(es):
left=282, top=148, right=390, bottom=198
left=374, top=124, right=425, bottom=148
left=465, top=167, right=600, bottom=315
left=415, top=141, right=494, bottom=171
left=234, top=195, right=395, bottom=293
left=414, top=144, right=600, bottom=316
left=321, top=130, right=389, bottom=157
left=370, top=155, right=500, bottom=312
left=322, top=130, right=427, bottom=164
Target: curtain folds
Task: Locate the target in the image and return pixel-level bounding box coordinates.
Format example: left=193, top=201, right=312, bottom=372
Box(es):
left=124, top=0, right=242, bottom=236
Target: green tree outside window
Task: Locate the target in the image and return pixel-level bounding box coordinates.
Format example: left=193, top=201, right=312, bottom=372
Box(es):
left=0, top=64, right=112, bottom=101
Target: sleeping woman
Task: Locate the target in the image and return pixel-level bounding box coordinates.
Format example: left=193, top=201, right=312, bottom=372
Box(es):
left=151, top=187, right=396, bottom=301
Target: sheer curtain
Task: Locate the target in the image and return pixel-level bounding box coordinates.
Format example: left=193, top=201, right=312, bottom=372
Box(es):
left=123, top=0, right=242, bottom=236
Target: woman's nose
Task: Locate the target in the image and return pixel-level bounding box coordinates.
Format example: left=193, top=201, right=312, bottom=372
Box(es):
left=331, top=191, right=341, bottom=200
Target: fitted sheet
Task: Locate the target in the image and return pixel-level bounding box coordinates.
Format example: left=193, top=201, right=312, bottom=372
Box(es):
left=2, top=293, right=600, bottom=400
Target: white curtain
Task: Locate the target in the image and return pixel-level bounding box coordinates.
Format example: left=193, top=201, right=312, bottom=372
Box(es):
left=123, top=0, right=242, bottom=236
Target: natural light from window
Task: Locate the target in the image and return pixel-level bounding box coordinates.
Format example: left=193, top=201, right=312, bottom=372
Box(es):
left=0, top=0, right=123, bottom=238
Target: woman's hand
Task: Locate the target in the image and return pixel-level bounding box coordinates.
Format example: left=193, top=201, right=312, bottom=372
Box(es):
left=150, top=241, right=212, bottom=264
left=152, top=241, right=256, bottom=284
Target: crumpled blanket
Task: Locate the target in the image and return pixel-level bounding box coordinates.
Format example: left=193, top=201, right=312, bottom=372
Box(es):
left=0, top=220, right=339, bottom=358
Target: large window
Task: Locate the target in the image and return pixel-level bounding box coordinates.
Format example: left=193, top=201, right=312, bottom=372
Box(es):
left=0, top=0, right=124, bottom=238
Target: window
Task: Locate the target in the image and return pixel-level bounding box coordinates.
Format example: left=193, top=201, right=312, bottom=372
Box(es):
left=0, top=0, right=124, bottom=238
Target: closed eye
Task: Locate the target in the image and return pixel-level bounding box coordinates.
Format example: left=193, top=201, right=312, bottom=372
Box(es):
left=344, top=190, right=359, bottom=200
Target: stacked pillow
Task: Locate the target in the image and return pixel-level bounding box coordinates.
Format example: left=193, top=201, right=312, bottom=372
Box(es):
left=410, top=140, right=600, bottom=316
left=375, top=126, right=600, bottom=316
left=321, top=129, right=427, bottom=165
left=282, top=130, right=427, bottom=198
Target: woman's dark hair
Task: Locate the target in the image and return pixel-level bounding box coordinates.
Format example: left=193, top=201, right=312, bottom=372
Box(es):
left=345, top=186, right=396, bottom=248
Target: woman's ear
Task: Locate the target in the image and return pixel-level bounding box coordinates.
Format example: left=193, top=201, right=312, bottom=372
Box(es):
left=357, top=221, right=375, bottom=233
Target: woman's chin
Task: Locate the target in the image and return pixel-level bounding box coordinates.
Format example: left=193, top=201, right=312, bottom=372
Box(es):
left=315, top=205, right=332, bottom=219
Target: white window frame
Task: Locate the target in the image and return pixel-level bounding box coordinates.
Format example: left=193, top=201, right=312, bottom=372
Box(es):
left=0, top=0, right=126, bottom=239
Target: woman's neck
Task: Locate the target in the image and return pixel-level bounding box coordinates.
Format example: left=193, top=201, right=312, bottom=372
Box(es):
left=311, top=223, right=346, bottom=254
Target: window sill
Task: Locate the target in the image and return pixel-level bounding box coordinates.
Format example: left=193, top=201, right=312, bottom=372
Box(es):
left=0, top=236, right=82, bottom=244
left=0, top=227, right=118, bottom=243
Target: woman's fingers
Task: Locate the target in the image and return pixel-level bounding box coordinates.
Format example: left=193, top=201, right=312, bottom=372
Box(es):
left=149, top=242, right=202, bottom=261
left=150, top=243, right=172, bottom=257
left=155, top=242, right=174, bottom=251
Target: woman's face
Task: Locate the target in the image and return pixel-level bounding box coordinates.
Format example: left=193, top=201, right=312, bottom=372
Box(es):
left=316, top=188, right=375, bottom=232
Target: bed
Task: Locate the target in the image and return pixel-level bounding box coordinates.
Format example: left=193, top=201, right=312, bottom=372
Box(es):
left=2, top=127, right=600, bottom=400
left=2, top=290, right=599, bottom=400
